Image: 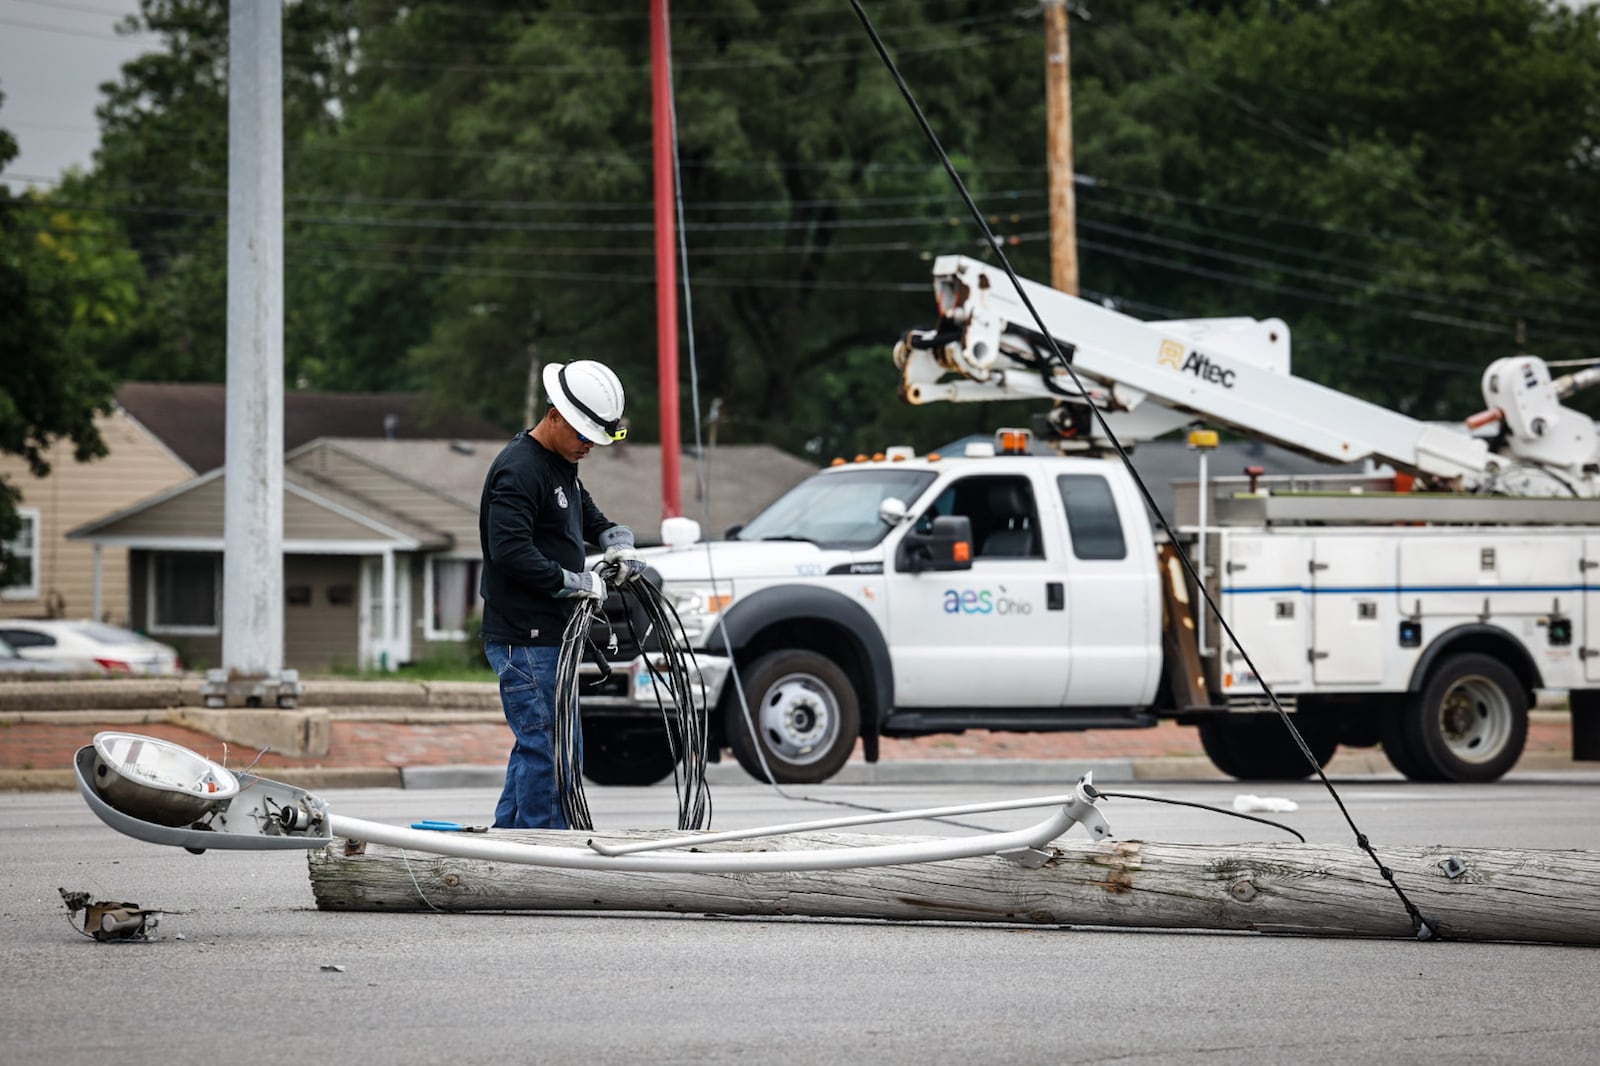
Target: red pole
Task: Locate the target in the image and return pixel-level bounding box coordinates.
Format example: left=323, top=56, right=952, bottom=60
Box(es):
left=651, top=0, right=681, bottom=519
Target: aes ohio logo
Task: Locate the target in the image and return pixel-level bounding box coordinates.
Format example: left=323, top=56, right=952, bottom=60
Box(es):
left=943, top=588, right=1032, bottom=615
left=1158, top=339, right=1236, bottom=388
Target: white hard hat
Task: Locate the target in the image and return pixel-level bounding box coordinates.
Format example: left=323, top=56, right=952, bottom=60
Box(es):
left=543, top=360, right=627, bottom=445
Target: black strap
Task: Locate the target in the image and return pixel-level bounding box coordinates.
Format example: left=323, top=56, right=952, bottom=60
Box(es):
left=558, top=365, right=620, bottom=436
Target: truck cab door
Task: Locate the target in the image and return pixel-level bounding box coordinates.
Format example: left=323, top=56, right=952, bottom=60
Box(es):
left=885, top=473, right=1071, bottom=707
left=1056, top=472, right=1162, bottom=706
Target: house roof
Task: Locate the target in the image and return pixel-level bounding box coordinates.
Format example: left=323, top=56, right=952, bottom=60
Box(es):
left=70, top=435, right=818, bottom=552
left=310, top=437, right=818, bottom=542
left=114, top=382, right=507, bottom=475
left=67, top=465, right=450, bottom=550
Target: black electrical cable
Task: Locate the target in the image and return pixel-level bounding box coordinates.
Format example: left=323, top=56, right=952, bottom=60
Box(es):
left=552, top=570, right=713, bottom=833
left=553, top=601, right=598, bottom=831
left=611, top=574, right=714, bottom=831
left=1097, top=792, right=1306, bottom=844
left=849, top=0, right=1438, bottom=940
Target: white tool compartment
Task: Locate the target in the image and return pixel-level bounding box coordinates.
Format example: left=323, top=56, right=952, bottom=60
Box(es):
left=1586, top=535, right=1600, bottom=683
left=1309, top=536, right=1391, bottom=686
left=1395, top=533, right=1575, bottom=619
left=1220, top=532, right=1308, bottom=689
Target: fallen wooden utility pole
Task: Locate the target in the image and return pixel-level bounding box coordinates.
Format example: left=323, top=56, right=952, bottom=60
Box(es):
left=308, top=828, right=1600, bottom=946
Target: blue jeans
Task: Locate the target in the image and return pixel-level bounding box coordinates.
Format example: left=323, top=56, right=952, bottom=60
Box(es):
left=485, top=642, right=574, bottom=829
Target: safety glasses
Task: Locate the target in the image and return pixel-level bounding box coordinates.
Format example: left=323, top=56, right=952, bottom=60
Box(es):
left=577, top=426, right=627, bottom=445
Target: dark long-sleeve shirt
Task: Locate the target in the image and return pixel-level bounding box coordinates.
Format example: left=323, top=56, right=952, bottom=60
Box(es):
left=478, top=431, right=617, bottom=645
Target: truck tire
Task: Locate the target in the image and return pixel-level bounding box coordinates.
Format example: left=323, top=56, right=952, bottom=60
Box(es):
left=1197, top=714, right=1339, bottom=781
left=727, top=650, right=860, bottom=784
left=582, top=720, right=679, bottom=787
left=1378, top=713, right=1430, bottom=781
left=1391, top=653, right=1528, bottom=783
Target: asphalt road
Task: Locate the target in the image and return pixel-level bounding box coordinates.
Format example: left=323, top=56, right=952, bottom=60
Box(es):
left=5, top=772, right=1600, bottom=1065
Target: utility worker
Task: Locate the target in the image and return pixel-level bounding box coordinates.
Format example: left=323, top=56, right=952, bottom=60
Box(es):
left=477, top=359, right=645, bottom=829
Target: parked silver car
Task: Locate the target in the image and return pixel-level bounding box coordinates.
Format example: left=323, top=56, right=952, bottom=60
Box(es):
left=0, top=634, right=94, bottom=675
left=0, top=621, right=181, bottom=675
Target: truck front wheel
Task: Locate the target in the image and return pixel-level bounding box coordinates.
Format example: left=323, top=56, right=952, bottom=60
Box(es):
left=727, top=650, right=860, bottom=784
left=1388, top=653, right=1528, bottom=783
left=1198, top=714, right=1339, bottom=781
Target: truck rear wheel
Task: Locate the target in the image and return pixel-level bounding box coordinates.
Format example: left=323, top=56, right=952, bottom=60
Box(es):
left=1389, top=653, right=1528, bottom=783
left=1198, top=714, right=1339, bottom=781
left=582, top=720, right=679, bottom=786
left=727, top=650, right=860, bottom=784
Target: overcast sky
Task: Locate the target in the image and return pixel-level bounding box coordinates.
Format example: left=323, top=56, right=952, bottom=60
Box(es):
left=0, top=0, right=149, bottom=189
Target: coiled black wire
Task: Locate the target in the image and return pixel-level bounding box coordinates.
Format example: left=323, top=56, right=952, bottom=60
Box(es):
left=553, top=569, right=713, bottom=832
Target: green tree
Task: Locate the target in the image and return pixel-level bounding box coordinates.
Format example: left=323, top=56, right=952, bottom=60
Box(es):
left=1067, top=0, right=1600, bottom=419
left=0, top=106, right=139, bottom=585
left=361, top=1, right=1051, bottom=455
left=63, top=0, right=1600, bottom=457
left=89, top=0, right=359, bottom=384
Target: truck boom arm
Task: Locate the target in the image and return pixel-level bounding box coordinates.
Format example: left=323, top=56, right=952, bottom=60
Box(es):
left=894, top=255, right=1599, bottom=496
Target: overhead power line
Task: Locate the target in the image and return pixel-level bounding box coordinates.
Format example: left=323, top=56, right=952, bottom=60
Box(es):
left=0, top=12, right=156, bottom=41
left=13, top=183, right=1592, bottom=342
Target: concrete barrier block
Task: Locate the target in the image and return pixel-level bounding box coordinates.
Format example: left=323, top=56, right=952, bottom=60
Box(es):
left=168, top=707, right=332, bottom=758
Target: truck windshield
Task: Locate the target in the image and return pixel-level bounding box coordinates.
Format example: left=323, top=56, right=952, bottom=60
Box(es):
left=735, top=469, right=937, bottom=550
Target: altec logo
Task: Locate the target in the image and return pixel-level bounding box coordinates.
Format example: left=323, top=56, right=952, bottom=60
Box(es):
left=1158, top=339, right=1236, bottom=389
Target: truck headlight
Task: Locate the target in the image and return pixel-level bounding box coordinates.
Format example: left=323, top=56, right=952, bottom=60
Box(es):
left=670, top=587, right=733, bottom=640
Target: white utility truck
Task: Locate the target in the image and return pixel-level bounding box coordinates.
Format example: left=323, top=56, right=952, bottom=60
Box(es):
left=580, top=255, right=1600, bottom=786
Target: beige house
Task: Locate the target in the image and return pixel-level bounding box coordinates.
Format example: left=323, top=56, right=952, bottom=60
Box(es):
left=68, top=436, right=816, bottom=673
left=0, top=382, right=504, bottom=630
left=0, top=406, right=193, bottom=625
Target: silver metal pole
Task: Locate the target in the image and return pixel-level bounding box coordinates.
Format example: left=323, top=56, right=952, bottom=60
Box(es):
left=588, top=786, right=1103, bottom=857
left=222, top=0, right=284, bottom=676
left=326, top=793, right=1107, bottom=874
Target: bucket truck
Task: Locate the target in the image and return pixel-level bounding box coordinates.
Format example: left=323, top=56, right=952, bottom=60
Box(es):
left=578, top=256, right=1600, bottom=786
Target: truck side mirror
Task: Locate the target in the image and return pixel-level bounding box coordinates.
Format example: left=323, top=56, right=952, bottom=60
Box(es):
left=897, top=514, right=973, bottom=573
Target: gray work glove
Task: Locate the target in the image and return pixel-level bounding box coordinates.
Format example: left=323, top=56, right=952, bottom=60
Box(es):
left=556, top=568, right=606, bottom=602
left=599, top=525, right=646, bottom=586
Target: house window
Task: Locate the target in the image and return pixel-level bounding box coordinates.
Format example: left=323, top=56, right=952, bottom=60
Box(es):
left=1, top=508, right=39, bottom=601
left=149, top=552, right=220, bottom=634
left=427, top=557, right=482, bottom=640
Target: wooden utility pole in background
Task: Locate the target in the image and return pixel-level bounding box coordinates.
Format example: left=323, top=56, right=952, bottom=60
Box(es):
left=1044, top=0, right=1079, bottom=296
left=652, top=0, right=681, bottom=519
